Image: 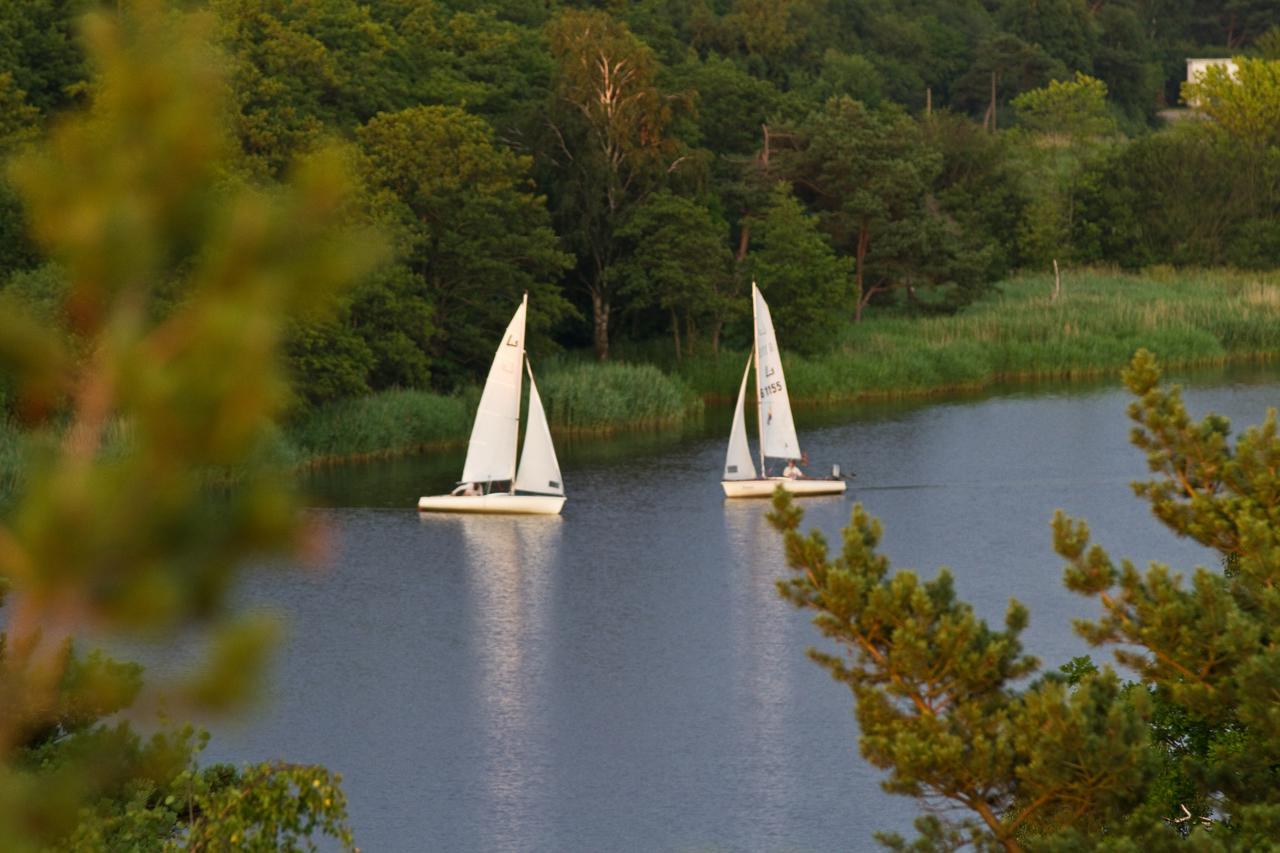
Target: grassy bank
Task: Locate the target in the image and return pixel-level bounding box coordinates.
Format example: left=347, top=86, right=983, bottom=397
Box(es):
left=289, top=362, right=702, bottom=466
left=5, top=269, right=1278, bottom=476
left=675, top=268, right=1280, bottom=402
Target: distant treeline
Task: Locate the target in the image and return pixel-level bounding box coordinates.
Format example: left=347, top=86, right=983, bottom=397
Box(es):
left=1, top=0, right=1278, bottom=412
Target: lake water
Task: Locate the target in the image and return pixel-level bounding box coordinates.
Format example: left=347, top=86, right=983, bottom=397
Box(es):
left=203, top=367, right=1280, bottom=852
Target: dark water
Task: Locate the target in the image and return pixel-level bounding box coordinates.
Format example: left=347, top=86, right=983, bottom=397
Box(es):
left=203, top=368, right=1280, bottom=852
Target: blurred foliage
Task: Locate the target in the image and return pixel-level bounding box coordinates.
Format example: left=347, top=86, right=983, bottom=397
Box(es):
left=0, top=1, right=378, bottom=847
left=772, top=349, right=1280, bottom=848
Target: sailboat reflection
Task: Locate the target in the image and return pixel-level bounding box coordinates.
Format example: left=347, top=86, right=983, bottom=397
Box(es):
left=423, top=513, right=562, bottom=849
left=722, top=502, right=801, bottom=830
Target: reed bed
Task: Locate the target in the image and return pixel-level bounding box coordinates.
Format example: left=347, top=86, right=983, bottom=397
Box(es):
left=288, top=389, right=476, bottom=465
left=537, top=362, right=702, bottom=432
left=677, top=268, right=1280, bottom=402
left=286, top=362, right=700, bottom=466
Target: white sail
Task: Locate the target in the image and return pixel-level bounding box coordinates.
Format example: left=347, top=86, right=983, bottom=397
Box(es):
left=723, top=355, right=756, bottom=480
left=460, top=296, right=527, bottom=485
left=514, top=361, right=565, bottom=496
left=753, top=283, right=801, bottom=461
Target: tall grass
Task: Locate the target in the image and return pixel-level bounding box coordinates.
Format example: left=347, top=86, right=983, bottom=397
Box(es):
left=675, top=268, right=1280, bottom=403
left=537, top=362, right=702, bottom=431
left=286, top=362, right=701, bottom=465
left=288, top=389, right=476, bottom=465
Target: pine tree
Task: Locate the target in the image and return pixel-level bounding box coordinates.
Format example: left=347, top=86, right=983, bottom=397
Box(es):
left=771, top=348, right=1280, bottom=849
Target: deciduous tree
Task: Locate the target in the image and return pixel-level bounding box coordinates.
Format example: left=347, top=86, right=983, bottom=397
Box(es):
left=743, top=184, right=851, bottom=350
left=357, top=104, right=572, bottom=389
left=613, top=191, right=737, bottom=359
left=544, top=8, right=683, bottom=360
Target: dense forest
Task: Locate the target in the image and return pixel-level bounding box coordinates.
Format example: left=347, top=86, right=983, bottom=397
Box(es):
left=1, top=0, right=1278, bottom=408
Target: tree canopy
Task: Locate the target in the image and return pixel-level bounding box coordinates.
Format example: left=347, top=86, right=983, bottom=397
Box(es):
left=0, top=0, right=1275, bottom=399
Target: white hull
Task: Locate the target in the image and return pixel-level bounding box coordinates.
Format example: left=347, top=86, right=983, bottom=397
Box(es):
left=721, top=477, right=847, bottom=498
left=417, top=493, right=566, bottom=515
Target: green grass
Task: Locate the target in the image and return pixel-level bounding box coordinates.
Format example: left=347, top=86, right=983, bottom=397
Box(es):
left=286, top=362, right=702, bottom=465
left=675, top=268, right=1280, bottom=403
left=287, top=388, right=477, bottom=465
left=537, top=362, right=702, bottom=432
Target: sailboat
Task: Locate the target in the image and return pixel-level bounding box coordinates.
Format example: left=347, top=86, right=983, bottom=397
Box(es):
left=417, top=294, right=566, bottom=515
left=721, top=282, right=847, bottom=498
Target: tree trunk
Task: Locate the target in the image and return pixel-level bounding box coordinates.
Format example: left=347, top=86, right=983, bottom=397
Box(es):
left=670, top=307, right=682, bottom=361
left=592, top=289, right=610, bottom=361
left=854, top=220, right=871, bottom=323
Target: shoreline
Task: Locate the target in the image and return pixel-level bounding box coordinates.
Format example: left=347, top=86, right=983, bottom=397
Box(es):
left=289, top=348, right=1280, bottom=470
left=6, top=268, right=1280, bottom=478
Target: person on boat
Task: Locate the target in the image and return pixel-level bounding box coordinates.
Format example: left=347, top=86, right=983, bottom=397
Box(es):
left=451, top=482, right=482, bottom=497
left=783, top=459, right=804, bottom=479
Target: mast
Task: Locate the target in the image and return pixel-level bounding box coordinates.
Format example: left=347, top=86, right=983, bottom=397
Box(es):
left=751, top=281, right=765, bottom=478
left=510, top=291, right=527, bottom=495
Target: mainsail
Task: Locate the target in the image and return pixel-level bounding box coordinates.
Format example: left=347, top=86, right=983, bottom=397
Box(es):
left=723, top=355, right=756, bottom=480
left=752, top=283, right=801, bottom=461
left=460, top=296, right=527, bottom=485
left=514, top=361, right=564, bottom=496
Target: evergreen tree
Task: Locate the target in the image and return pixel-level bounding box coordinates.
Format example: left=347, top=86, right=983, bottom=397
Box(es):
left=772, top=348, right=1280, bottom=848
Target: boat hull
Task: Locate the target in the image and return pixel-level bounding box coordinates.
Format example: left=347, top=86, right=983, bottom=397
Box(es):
left=721, top=477, right=847, bottom=498
left=416, top=493, right=566, bottom=515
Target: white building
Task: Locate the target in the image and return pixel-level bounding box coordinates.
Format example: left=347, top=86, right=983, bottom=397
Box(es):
left=1185, top=58, right=1239, bottom=106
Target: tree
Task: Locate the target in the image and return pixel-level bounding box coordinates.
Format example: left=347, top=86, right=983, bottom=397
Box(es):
left=544, top=8, right=683, bottom=361
left=357, top=104, right=572, bottom=389
left=0, top=3, right=378, bottom=846
left=209, top=0, right=403, bottom=179
left=1182, top=56, right=1280, bottom=150
left=1072, top=122, right=1261, bottom=267
left=367, top=1, right=555, bottom=146
left=1257, top=25, right=1280, bottom=60
left=1010, top=74, right=1119, bottom=267
left=0, top=0, right=92, bottom=115
left=779, top=97, right=949, bottom=321
left=926, top=112, right=1029, bottom=278
left=1091, top=1, right=1161, bottom=127
left=952, top=34, right=1063, bottom=126
left=743, top=184, right=851, bottom=351
left=1012, top=72, right=1117, bottom=140
left=996, top=0, right=1099, bottom=76
left=771, top=348, right=1280, bottom=848
left=613, top=191, right=737, bottom=359
left=1189, top=0, right=1276, bottom=50
left=722, top=0, right=826, bottom=79
left=1179, top=57, right=1280, bottom=251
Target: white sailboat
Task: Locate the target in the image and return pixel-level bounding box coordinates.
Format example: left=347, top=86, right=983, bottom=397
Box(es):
left=417, top=294, right=566, bottom=515
left=721, top=282, right=847, bottom=498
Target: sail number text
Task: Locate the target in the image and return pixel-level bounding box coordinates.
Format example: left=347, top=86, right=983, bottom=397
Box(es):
left=760, top=381, right=784, bottom=398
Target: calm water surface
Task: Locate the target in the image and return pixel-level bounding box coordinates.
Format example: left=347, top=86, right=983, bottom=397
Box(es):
left=203, top=369, right=1280, bottom=852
